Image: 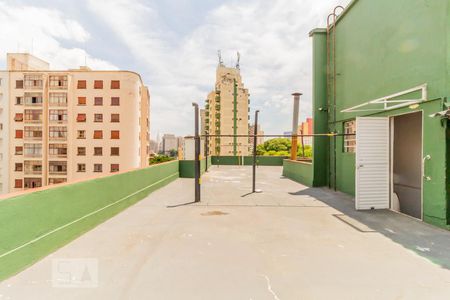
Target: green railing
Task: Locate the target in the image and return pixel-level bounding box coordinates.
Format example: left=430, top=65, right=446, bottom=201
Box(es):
left=0, top=161, right=179, bottom=281
left=210, top=156, right=288, bottom=166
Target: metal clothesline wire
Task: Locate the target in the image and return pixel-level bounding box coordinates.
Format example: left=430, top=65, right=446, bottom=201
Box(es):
left=184, top=133, right=356, bottom=139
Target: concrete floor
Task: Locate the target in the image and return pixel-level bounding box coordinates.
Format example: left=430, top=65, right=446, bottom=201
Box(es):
left=1, top=166, right=450, bottom=299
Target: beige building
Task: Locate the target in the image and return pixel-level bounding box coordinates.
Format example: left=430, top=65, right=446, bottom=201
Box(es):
left=161, top=134, right=178, bottom=155
left=0, top=71, right=10, bottom=193
left=248, top=124, right=264, bottom=150
left=205, top=64, right=250, bottom=156
left=6, top=53, right=149, bottom=192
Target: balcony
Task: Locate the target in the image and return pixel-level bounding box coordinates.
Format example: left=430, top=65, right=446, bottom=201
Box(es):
left=24, top=75, right=43, bottom=90
left=23, top=93, right=43, bottom=107
left=49, top=75, right=68, bottom=90
left=49, top=144, right=68, bottom=158
left=24, top=161, right=43, bottom=175
left=49, top=127, right=67, bottom=141
left=24, top=110, right=43, bottom=124
left=48, top=161, right=67, bottom=175
left=24, top=127, right=43, bottom=141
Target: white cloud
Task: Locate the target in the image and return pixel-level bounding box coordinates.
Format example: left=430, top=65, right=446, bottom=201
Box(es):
left=87, top=0, right=351, bottom=137
left=0, top=1, right=116, bottom=70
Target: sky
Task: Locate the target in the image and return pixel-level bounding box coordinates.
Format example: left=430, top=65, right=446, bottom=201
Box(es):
left=0, top=0, right=351, bottom=138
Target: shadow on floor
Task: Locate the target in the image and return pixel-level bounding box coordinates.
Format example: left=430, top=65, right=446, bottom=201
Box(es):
left=289, top=187, right=450, bottom=270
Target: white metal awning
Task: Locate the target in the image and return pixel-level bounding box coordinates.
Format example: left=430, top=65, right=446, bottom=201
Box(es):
left=341, top=84, right=427, bottom=113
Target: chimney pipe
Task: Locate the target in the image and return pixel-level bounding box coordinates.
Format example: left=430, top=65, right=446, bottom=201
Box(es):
left=291, top=92, right=302, bottom=161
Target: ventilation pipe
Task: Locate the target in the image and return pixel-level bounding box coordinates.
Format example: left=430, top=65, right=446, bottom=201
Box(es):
left=291, top=92, right=302, bottom=161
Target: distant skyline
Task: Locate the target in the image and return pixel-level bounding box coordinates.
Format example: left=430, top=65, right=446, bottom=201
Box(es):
left=0, top=0, right=351, bottom=137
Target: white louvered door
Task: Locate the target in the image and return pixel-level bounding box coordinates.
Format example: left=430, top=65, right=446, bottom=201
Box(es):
left=355, top=117, right=390, bottom=210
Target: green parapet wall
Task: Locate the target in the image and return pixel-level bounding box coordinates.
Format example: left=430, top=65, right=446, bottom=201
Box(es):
left=282, top=159, right=314, bottom=187
left=179, top=158, right=211, bottom=178
left=211, top=156, right=287, bottom=166
left=0, top=161, right=179, bottom=281
left=211, top=156, right=242, bottom=165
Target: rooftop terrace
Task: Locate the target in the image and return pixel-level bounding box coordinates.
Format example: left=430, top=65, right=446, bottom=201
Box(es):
left=1, top=165, right=450, bottom=299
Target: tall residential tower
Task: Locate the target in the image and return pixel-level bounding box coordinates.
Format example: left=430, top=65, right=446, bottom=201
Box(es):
left=205, top=63, right=250, bottom=156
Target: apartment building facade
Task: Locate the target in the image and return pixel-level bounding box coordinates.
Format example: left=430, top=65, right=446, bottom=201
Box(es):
left=205, top=65, right=250, bottom=156
left=0, top=71, right=10, bottom=193
left=6, top=53, right=150, bottom=193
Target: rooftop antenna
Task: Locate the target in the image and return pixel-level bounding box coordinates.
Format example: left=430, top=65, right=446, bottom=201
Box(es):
left=217, top=50, right=224, bottom=66
left=31, top=38, right=34, bottom=54
left=236, top=51, right=240, bottom=69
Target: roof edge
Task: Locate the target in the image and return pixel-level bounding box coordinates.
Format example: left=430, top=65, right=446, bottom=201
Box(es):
left=309, top=28, right=327, bottom=37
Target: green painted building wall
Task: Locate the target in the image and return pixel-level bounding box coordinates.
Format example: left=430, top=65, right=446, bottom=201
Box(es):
left=0, top=161, right=179, bottom=280
left=311, top=0, right=450, bottom=228
left=282, top=160, right=314, bottom=187
left=310, top=29, right=330, bottom=188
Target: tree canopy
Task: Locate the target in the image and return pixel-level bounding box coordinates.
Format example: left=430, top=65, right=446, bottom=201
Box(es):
left=256, top=138, right=312, bottom=158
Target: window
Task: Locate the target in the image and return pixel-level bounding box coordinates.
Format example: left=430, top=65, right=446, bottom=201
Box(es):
left=78, top=97, right=86, bottom=105
left=15, top=179, right=23, bottom=188
left=93, top=130, right=103, bottom=139
left=24, top=144, right=42, bottom=157
left=77, top=113, right=86, bottom=122
left=94, top=114, right=103, bottom=122
left=111, top=130, right=120, bottom=139
left=15, top=163, right=23, bottom=172
left=77, top=80, right=87, bottom=89
left=77, top=164, right=86, bottom=172
left=15, top=146, right=23, bottom=155
left=49, top=110, right=67, bottom=123
left=49, top=126, right=67, bottom=140
left=94, top=80, right=103, bottom=89
left=49, top=178, right=67, bottom=185
left=111, top=97, right=120, bottom=106
left=94, top=147, right=103, bottom=156
left=16, top=80, right=23, bottom=89
left=49, top=161, right=67, bottom=175
left=77, top=130, right=86, bottom=139
left=77, top=147, right=86, bottom=156
left=49, top=93, right=67, bottom=106
left=24, top=75, right=43, bottom=89
left=14, top=113, right=23, bottom=122
left=24, top=93, right=43, bottom=106
left=111, top=80, right=120, bottom=89
left=94, top=97, right=103, bottom=106
left=24, top=178, right=42, bottom=189
left=24, top=126, right=42, bottom=140
left=111, top=147, right=120, bottom=156
left=24, top=110, right=42, bottom=123
left=111, top=164, right=119, bottom=172
left=111, top=114, right=120, bottom=123
left=94, top=164, right=103, bottom=173
left=343, top=120, right=356, bottom=153
left=15, top=97, right=23, bottom=105
left=49, top=144, right=67, bottom=157
left=49, top=75, right=68, bottom=89
left=15, top=130, right=23, bottom=139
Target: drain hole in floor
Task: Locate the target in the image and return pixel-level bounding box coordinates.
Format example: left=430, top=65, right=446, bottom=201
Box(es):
left=201, top=211, right=229, bottom=216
